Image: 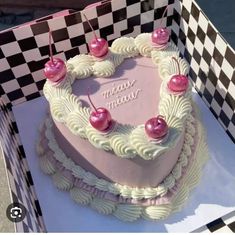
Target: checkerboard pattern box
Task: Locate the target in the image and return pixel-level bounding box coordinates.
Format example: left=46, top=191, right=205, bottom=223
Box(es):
left=0, top=99, right=46, bottom=232
left=0, top=0, right=234, bottom=232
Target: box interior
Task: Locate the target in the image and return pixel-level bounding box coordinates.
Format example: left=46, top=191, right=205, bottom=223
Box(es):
left=0, top=0, right=234, bottom=231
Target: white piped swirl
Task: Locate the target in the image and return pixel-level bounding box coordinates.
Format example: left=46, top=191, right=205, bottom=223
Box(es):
left=67, top=54, right=95, bottom=79
left=111, top=37, right=139, bottom=58
left=39, top=32, right=209, bottom=222
left=92, top=60, right=115, bottom=77
left=134, top=33, right=153, bottom=57
left=39, top=115, right=197, bottom=200
left=38, top=106, right=209, bottom=221
left=159, top=55, right=189, bottom=80
left=52, top=172, right=73, bottom=191
left=70, top=187, right=92, bottom=205
left=43, top=35, right=194, bottom=161
left=90, top=198, right=116, bottom=215
left=151, top=42, right=179, bottom=65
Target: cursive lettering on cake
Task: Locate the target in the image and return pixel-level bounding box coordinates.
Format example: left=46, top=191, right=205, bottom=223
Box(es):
left=102, top=80, right=136, bottom=99
left=107, top=89, right=141, bottom=109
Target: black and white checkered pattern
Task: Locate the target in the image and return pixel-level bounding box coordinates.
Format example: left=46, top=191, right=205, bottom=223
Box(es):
left=0, top=0, right=234, bottom=143
left=171, top=0, right=235, bottom=143
left=0, top=0, right=174, bottom=106
left=0, top=0, right=234, bottom=231
left=0, top=99, right=46, bottom=232
left=193, top=210, right=235, bottom=233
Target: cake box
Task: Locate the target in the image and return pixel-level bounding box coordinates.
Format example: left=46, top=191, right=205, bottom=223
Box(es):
left=0, top=0, right=234, bottom=232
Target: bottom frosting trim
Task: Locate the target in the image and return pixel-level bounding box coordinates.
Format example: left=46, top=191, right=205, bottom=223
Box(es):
left=36, top=105, right=209, bottom=221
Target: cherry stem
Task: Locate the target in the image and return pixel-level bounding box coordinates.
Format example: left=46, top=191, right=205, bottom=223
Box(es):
left=172, top=57, right=181, bottom=75
left=49, top=30, right=54, bottom=65
left=87, top=87, right=98, bottom=112
left=160, top=5, right=169, bottom=26
left=82, top=13, right=97, bottom=40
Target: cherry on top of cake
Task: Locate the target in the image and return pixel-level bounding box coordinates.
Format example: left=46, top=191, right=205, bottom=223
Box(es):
left=43, top=6, right=191, bottom=146
left=43, top=30, right=67, bottom=84
left=82, top=13, right=109, bottom=58
left=87, top=87, right=114, bottom=132
left=151, top=6, right=170, bottom=48
left=167, top=57, right=189, bottom=94
left=71, top=56, right=162, bottom=127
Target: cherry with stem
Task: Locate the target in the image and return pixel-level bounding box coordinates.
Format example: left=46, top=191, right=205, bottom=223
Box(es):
left=167, top=56, right=189, bottom=92
left=49, top=30, right=54, bottom=65
left=87, top=87, right=98, bottom=112
left=82, top=13, right=97, bottom=40
left=145, top=115, right=168, bottom=140
left=43, top=29, right=67, bottom=83
left=82, top=12, right=109, bottom=57
left=152, top=5, right=170, bottom=45
left=87, top=87, right=113, bottom=131
left=160, top=5, right=169, bottom=26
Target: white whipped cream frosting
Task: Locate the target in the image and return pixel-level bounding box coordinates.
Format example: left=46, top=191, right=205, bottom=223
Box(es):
left=37, top=106, right=209, bottom=221
left=39, top=33, right=209, bottom=222
left=44, top=34, right=192, bottom=160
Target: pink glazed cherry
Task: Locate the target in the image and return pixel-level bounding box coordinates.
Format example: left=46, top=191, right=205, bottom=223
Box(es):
left=43, top=30, right=67, bottom=83
left=83, top=13, right=109, bottom=58
left=152, top=27, right=170, bottom=45
left=87, top=89, right=112, bottom=131
left=89, top=37, right=109, bottom=58
left=167, top=57, right=189, bottom=92
left=44, top=58, right=67, bottom=83
left=145, top=115, right=168, bottom=139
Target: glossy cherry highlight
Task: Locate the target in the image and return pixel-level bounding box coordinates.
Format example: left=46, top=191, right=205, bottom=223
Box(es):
left=87, top=88, right=112, bottom=131
left=167, top=57, right=189, bottom=92
left=43, top=30, right=67, bottom=83
left=145, top=115, right=168, bottom=139
left=83, top=13, right=109, bottom=58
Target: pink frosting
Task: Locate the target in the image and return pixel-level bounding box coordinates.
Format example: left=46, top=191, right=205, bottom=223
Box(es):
left=72, top=57, right=162, bottom=126
left=39, top=115, right=199, bottom=206
left=51, top=57, right=186, bottom=188
left=53, top=121, right=184, bottom=187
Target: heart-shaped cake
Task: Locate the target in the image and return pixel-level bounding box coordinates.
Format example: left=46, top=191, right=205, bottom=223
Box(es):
left=37, top=27, right=208, bottom=222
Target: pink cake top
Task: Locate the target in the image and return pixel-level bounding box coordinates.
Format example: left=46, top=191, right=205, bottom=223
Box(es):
left=72, top=56, right=161, bottom=126
left=43, top=33, right=191, bottom=161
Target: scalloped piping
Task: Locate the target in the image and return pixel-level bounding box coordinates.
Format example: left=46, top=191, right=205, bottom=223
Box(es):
left=37, top=110, right=196, bottom=200
left=44, top=34, right=189, bottom=160
left=44, top=52, right=190, bottom=160
left=37, top=106, right=209, bottom=221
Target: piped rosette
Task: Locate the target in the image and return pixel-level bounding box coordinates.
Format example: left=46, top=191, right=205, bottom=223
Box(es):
left=145, top=115, right=169, bottom=144
left=43, top=30, right=67, bottom=86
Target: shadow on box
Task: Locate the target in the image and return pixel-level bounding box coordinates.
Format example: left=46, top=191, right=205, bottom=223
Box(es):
left=0, top=0, right=234, bottom=232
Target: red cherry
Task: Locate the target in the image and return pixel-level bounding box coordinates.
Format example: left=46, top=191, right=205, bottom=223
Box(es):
left=152, top=27, right=169, bottom=45
left=145, top=115, right=168, bottom=139
left=44, top=58, right=67, bottom=82
left=89, top=108, right=112, bottom=131
left=89, top=37, right=109, bottom=58
left=83, top=13, right=109, bottom=58
left=167, top=57, right=189, bottom=92
left=87, top=88, right=113, bottom=131
left=168, top=74, right=189, bottom=92
left=44, top=30, right=67, bottom=83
